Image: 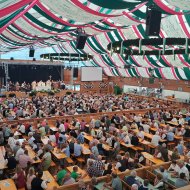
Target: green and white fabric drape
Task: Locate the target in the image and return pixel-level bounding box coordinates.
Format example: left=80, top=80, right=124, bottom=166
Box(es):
left=1, top=0, right=190, bottom=80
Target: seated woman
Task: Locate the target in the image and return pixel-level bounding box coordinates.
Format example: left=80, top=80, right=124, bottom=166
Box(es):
left=12, top=165, right=26, bottom=189
left=123, top=132, right=131, bottom=145
left=154, top=147, right=162, bottom=159
left=168, top=160, right=178, bottom=172
left=103, top=163, right=112, bottom=176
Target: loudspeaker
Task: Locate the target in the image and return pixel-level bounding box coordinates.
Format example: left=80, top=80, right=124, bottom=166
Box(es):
left=146, top=9, right=161, bottom=36
left=73, top=68, right=78, bottom=78
left=29, top=49, right=35, bottom=57
left=76, top=33, right=87, bottom=49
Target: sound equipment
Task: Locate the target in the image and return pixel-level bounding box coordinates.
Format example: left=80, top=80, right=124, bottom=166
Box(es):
left=73, top=68, right=78, bottom=78
left=76, top=33, right=87, bottom=49
left=146, top=8, right=161, bottom=36
left=29, top=48, right=35, bottom=57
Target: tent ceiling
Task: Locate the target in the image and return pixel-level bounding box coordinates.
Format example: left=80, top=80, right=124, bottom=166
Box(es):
left=1, top=0, right=190, bottom=80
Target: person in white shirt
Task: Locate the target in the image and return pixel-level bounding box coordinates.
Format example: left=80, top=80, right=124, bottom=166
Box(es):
left=28, top=133, right=35, bottom=146
left=151, top=132, right=161, bottom=146
left=154, top=147, right=162, bottom=159
left=123, top=134, right=131, bottom=145
left=137, top=128, right=144, bottom=140
left=179, top=116, right=185, bottom=125
left=8, top=134, right=16, bottom=150
left=153, top=121, right=159, bottom=129
left=106, top=135, right=113, bottom=147
left=142, top=121, right=150, bottom=133
left=171, top=117, right=178, bottom=123
left=15, top=144, right=25, bottom=161
left=168, top=160, right=178, bottom=172
left=59, top=122, right=65, bottom=133
left=49, top=132, right=56, bottom=143
left=175, top=160, right=189, bottom=181
left=18, top=124, right=25, bottom=134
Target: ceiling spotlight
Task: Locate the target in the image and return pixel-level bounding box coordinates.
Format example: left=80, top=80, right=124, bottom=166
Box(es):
left=116, top=47, right=120, bottom=51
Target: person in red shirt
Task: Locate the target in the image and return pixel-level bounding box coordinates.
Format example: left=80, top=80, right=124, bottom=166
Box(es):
left=64, top=119, right=69, bottom=132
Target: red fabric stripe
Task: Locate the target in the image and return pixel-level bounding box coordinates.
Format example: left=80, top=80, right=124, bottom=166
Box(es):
left=22, top=16, right=63, bottom=35
left=159, top=68, right=166, bottom=79
left=177, top=55, right=190, bottom=67
left=123, top=12, right=144, bottom=24
left=36, top=2, right=85, bottom=27
left=0, top=0, right=33, bottom=18
left=154, top=0, right=184, bottom=15
left=177, top=15, right=190, bottom=37
left=0, top=0, right=40, bottom=34
left=171, top=67, right=179, bottom=80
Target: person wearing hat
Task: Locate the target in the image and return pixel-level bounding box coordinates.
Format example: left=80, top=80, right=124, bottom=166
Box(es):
left=31, top=170, right=48, bottom=190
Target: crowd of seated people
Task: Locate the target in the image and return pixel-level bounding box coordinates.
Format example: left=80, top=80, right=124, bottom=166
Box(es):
left=0, top=93, right=174, bottom=121
left=0, top=97, right=190, bottom=190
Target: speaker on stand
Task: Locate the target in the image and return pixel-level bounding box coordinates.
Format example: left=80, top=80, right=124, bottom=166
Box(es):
left=76, top=28, right=87, bottom=49
left=29, top=46, right=35, bottom=57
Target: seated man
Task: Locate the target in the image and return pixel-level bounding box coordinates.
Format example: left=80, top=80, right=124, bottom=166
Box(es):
left=55, top=165, right=67, bottom=185
left=123, top=170, right=140, bottom=187
left=104, top=172, right=122, bottom=190
left=175, top=173, right=189, bottom=188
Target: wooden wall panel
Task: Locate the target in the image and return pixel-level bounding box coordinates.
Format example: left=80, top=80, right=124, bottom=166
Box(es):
left=63, top=70, right=190, bottom=93
left=109, top=77, right=190, bottom=93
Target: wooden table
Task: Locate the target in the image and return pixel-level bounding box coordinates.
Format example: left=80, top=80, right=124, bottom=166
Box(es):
left=14, top=131, right=22, bottom=136
left=50, top=126, right=58, bottom=132
left=0, top=179, right=17, bottom=190
left=41, top=136, right=50, bottom=145
left=142, top=152, right=164, bottom=165
left=66, top=166, right=90, bottom=180
left=166, top=121, right=179, bottom=126
left=81, top=144, right=91, bottom=155
left=133, top=129, right=166, bottom=143
left=0, top=146, right=7, bottom=170
left=51, top=147, right=67, bottom=160
left=42, top=171, right=59, bottom=190
left=83, top=133, right=93, bottom=142
left=120, top=142, right=134, bottom=149
left=25, top=145, right=41, bottom=164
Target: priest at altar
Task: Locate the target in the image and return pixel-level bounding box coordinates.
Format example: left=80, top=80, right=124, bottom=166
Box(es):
left=33, top=80, right=52, bottom=91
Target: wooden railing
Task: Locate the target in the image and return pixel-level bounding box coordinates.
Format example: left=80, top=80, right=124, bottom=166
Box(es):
left=0, top=106, right=180, bottom=126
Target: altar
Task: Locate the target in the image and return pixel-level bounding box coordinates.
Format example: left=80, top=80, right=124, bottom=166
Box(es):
left=32, top=80, right=52, bottom=91
left=36, top=86, right=51, bottom=91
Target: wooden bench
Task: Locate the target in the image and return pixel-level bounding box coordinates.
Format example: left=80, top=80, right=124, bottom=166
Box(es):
left=147, top=144, right=156, bottom=149
left=119, top=150, right=125, bottom=155
left=65, top=157, right=74, bottom=166
left=167, top=142, right=176, bottom=150
left=130, top=146, right=144, bottom=151
left=76, top=157, right=85, bottom=164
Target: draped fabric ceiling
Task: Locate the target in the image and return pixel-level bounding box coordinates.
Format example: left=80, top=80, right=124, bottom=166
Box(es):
left=1, top=0, right=190, bottom=80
